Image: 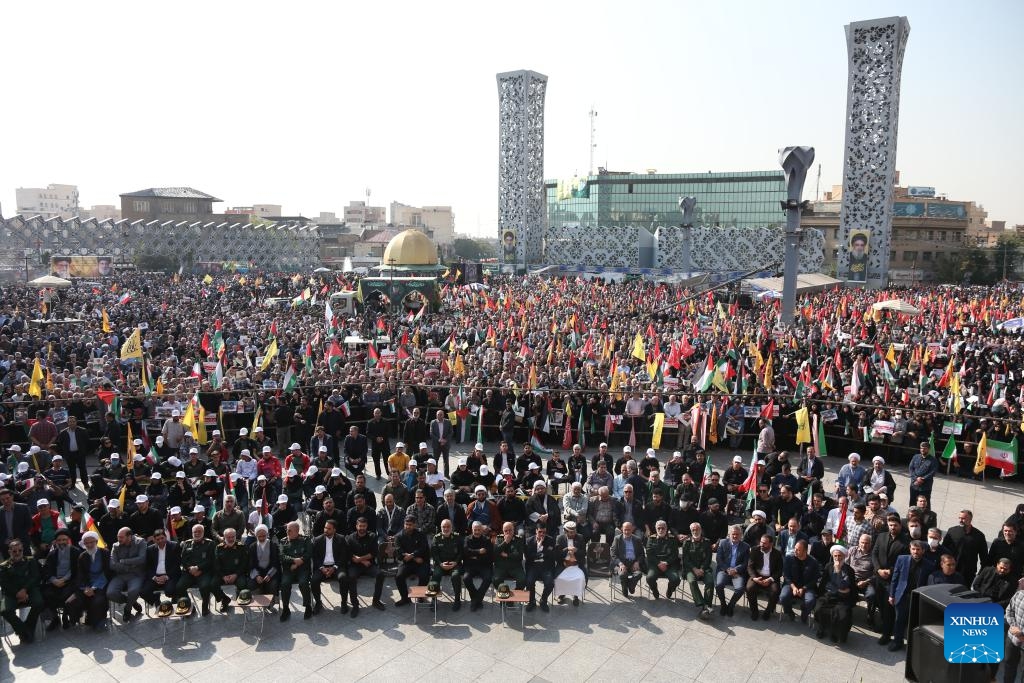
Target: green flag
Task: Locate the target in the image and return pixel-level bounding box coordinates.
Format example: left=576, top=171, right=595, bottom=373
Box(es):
left=816, top=417, right=828, bottom=457
left=941, top=435, right=957, bottom=462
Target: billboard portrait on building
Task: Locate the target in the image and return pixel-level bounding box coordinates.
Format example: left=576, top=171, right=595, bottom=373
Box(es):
left=847, top=231, right=869, bottom=282
left=49, top=255, right=113, bottom=278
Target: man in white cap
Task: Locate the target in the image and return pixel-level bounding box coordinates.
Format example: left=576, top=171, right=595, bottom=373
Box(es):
left=161, top=409, right=186, bottom=450
left=98, top=499, right=125, bottom=549
left=466, top=443, right=487, bottom=475
left=232, top=427, right=256, bottom=462
left=615, top=445, right=634, bottom=477
left=271, top=494, right=297, bottom=539
left=723, top=455, right=749, bottom=496
left=107, top=525, right=147, bottom=622
left=129, top=494, right=163, bottom=542
left=387, top=441, right=410, bottom=478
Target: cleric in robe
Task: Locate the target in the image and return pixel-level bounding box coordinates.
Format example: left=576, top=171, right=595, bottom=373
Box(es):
left=848, top=232, right=868, bottom=282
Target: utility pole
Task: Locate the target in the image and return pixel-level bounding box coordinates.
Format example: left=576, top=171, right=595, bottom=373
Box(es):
left=589, top=107, right=598, bottom=177
left=815, top=163, right=821, bottom=201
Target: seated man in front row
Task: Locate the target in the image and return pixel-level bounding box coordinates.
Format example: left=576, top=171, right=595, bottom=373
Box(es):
left=745, top=533, right=783, bottom=621
left=492, top=522, right=526, bottom=591
left=645, top=520, right=680, bottom=600
left=682, top=522, right=714, bottom=619
left=612, top=521, right=646, bottom=596
left=780, top=539, right=820, bottom=623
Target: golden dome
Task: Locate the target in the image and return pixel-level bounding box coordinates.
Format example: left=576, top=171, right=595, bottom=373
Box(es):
left=382, top=229, right=437, bottom=266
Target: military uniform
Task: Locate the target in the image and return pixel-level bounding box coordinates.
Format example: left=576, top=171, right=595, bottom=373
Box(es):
left=645, top=534, right=681, bottom=598
left=430, top=532, right=463, bottom=599
left=0, top=555, right=43, bottom=640
left=176, top=537, right=216, bottom=611
left=681, top=536, right=714, bottom=609
left=492, top=535, right=526, bottom=589
left=279, top=534, right=313, bottom=611
left=212, top=542, right=249, bottom=602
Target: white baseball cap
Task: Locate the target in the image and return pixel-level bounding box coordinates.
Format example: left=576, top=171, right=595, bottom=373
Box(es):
left=418, top=442, right=428, bottom=450
left=176, top=472, right=186, bottom=479
left=239, top=428, right=249, bottom=436
left=289, top=443, right=301, bottom=450
left=136, top=494, right=149, bottom=504
left=169, top=506, right=182, bottom=515
left=189, top=447, right=199, bottom=454
left=331, top=468, right=342, bottom=477
left=254, top=426, right=264, bottom=433
left=193, top=505, right=205, bottom=513
left=262, top=446, right=272, bottom=453
left=733, top=455, right=743, bottom=463
left=107, top=499, right=120, bottom=509
left=315, top=485, right=327, bottom=494
left=171, top=409, right=181, bottom=417
left=622, top=446, right=631, bottom=453
left=204, top=469, right=216, bottom=477
left=276, top=494, right=289, bottom=504
left=151, top=472, right=162, bottom=480
left=318, top=445, right=328, bottom=453
left=212, top=430, right=221, bottom=436
left=475, top=442, right=484, bottom=450
left=395, top=442, right=405, bottom=449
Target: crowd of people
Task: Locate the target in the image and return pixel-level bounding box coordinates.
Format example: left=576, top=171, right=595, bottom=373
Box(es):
left=0, top=270, right=1023, bottom=680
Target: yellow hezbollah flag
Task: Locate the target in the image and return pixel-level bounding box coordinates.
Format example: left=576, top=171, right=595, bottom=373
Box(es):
left=795, top=406, right=811, bottom=445
left=630, top=332, right=646, bottom=362
left=260, top=338, right=278, bottom=372
left=651, top=413, right=665, bottom=450
left=28, top=358, right=44, bottom=398
left=102, top=309, right=111, bottom=333
left=120, top=328, right=143, bottom=360
left=202, top=274, right=214, bottom=285
left=974, top=432, right=988, bottom=475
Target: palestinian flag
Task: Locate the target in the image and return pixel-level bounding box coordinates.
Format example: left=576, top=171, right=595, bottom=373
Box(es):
left=282, top=363, right=298, bottom=393
left=325, top=340, right=344, bottom=369
left=366, top=341, right=379, bottom=368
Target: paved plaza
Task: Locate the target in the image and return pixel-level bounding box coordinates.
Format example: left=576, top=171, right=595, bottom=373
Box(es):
left=2, top=448, right=1020, bottom=683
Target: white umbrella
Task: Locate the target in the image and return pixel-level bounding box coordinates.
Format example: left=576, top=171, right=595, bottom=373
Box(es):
left=871, top=299, right=921, bottom=315
left=28, top=275, right=72, bottom=289
left=313, top=267, right=331, bottom=273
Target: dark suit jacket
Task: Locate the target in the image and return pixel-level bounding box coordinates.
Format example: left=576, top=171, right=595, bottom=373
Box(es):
left=429, top=419, right=453, bottom=450
left=435, top=502, right=469, bottom=536
left=309, top=435, right=335, bottom=459
left=782, top=554, right=820, bottom=589
left=747, top=546, right=784, bottom=582
left=777, top=529, right=809, bottom=553
left=311, top=534, right=350, bottom=571
left=889, top=554, right=935, bottom=604
left=145, top=541, right=182, bottom=583
left=0, top=503, right=32, bottom=556
left=403, top=418, right=427, bottom=449
left=611, top=534, right=647, bottom=572
left=715, top=539, right=751, bottom=576
left=872, top=531, right=908, bottom=573
left=614, top=497, right=646, bottom=530
left=795, top=456, right=825, bottom=487
left=43, top=544, right=82, bottom=583
left=56, top=426, right=91, bottom=457
left=524, top=534, right=557, bottom=571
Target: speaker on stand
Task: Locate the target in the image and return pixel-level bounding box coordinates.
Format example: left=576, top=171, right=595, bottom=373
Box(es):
left=905, top=583, right=992, bottom=683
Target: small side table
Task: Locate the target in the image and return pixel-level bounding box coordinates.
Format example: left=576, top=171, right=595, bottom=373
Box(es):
left=408, top=586, right=442, bottom=624
left=241, top=594, right=275, bottom=639
left=495, top=589, right=530, bottom=630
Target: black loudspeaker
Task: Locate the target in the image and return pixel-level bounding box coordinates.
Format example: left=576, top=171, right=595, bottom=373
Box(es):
left=905, top=583, right=992, bottom=682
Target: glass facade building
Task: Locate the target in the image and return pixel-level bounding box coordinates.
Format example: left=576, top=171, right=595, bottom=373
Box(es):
left=545, top=170, right=786, bottom=230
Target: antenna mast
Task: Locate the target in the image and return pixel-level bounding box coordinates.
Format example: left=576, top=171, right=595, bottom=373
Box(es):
left=589, top=107, right=598, bottom=176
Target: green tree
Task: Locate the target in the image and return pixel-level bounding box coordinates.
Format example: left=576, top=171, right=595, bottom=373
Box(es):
left=993, top=234, right=1022, bottom=281
left=451, top=238, right=494, bottom=261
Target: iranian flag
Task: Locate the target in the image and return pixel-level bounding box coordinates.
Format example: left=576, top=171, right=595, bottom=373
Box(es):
left=981, top=435, right=1017, bottom=475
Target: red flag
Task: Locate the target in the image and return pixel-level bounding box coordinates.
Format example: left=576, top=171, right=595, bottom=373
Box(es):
left=201, top=332, right=212, bottom=357
left=760, top=399, right=774, bottom=420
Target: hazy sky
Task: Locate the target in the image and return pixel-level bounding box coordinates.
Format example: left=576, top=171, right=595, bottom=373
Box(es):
left=2, top=1, right=1021, bottom=236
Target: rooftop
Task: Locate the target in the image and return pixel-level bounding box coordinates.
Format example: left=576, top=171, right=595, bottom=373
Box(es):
left=119, top=187, right=222, bottom=201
